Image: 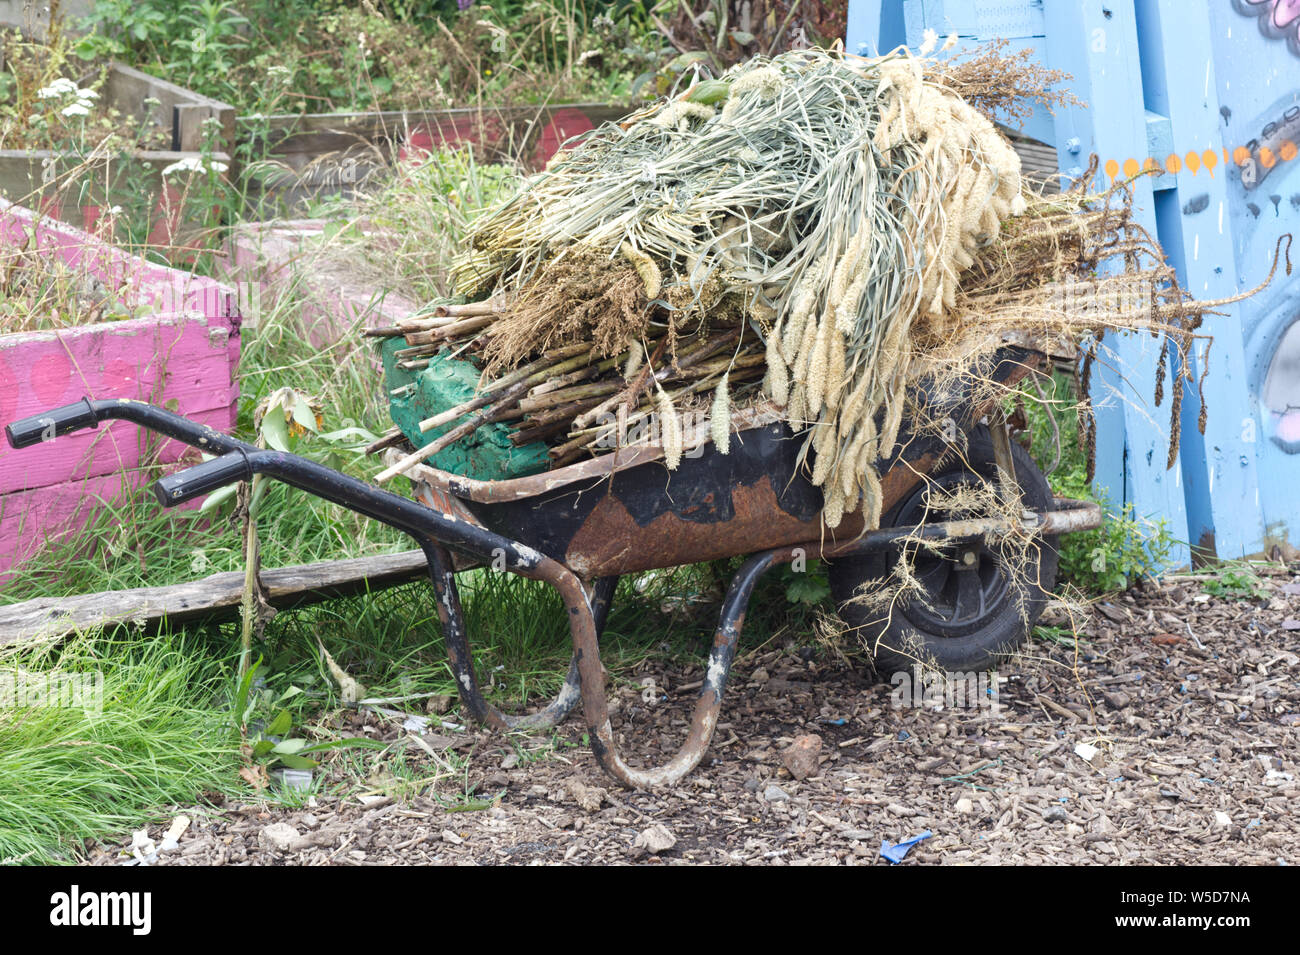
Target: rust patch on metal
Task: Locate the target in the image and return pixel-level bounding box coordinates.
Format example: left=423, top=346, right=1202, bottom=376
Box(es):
left=564, top=474, right=841, bottom=576
left=563, top=452, right=942, bottom=577
left=878, top=452, right=936, bottom=509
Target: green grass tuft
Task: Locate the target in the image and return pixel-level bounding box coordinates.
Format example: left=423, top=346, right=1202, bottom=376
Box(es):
left=0, top=628, right=239, bottom=864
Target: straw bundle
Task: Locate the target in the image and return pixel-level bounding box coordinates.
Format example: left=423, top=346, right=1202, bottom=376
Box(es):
left=368, top=45, right=1273, bottom=528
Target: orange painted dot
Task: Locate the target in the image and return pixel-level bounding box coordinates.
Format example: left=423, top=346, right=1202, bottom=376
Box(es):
left=1185, top=151, right=1201, bottom=174
left=1104, top=158, right=1120, bottom=181
left=1165, top=153, right=1182, bottom=174
left=1280, top=140, right=1298, bottom=162
left=1233, top=145, right=1252, bottom=166
left=1123, top=157, right=1140, bottom=178
left=1260, top=147, right=1277, bottom=168
left=1143, top=157, right=1160, bottom=174
left=1202, top=150, right=1218, bottom=176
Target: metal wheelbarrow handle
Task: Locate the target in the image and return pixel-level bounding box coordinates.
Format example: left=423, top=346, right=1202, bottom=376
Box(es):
left=5, top=399, right=724, bottom=784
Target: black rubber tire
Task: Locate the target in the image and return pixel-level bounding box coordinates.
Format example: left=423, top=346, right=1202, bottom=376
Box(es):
left=829, top=426, right=1059, bottom=678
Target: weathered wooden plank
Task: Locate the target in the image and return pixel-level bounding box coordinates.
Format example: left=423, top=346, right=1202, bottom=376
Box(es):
left=0, top=549, right=432, bottom=646
left=102, top=61, right=237, bottom=154
left=248, top=103, right=626, bottom=140
left=174, top=101, right=237, bottom=155
left=0, top=470, right=133, bottom=574
left=1043, top=1, right=1190, bottom=566
left=0, top=197, right=236, bottom=308
left=241, top=103, right=627, bottom=213
left=0, top=0, right=93, bottom=39
left=245, top=104, right=627, bottom=172
left=0, top=315, right=240, bottom=496
left=0, top=148, right=231, bottom=229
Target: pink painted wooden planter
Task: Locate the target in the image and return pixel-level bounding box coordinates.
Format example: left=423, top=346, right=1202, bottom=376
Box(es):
left=0, top=198, right=241, bottom=580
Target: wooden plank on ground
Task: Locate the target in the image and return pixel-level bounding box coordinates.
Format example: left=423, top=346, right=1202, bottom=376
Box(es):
left=0, top=549, right=431, bottom=646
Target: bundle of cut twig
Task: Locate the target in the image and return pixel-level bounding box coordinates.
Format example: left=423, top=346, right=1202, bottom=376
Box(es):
left=369, top=303, right=768, bottom=481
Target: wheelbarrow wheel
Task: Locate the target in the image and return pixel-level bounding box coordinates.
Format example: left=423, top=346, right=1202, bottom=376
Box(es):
left=829, top=426, right=1059, bottom=678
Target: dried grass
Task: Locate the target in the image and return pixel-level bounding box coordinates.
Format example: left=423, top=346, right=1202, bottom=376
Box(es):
left=397, top=44, right=1287, bottom=531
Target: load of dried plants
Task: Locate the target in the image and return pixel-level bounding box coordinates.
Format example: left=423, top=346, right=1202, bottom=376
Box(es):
left=367, top=42, right=1289, bottom=535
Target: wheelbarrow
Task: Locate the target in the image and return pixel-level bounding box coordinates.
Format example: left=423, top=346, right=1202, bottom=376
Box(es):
left=5, top=340, right=1100, bottom=788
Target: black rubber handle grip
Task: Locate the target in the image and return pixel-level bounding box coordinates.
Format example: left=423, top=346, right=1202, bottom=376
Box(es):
left=4, top=398, right=98, bottom=449
left=152, top=451, right=252, bottom=507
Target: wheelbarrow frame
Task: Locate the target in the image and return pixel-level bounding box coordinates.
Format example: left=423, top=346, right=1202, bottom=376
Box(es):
left=5, top=353, right=1101, bottom=788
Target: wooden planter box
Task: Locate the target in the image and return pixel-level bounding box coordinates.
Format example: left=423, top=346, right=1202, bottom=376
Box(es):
left=0, top=198, right=241, bottom=579
left=0, top=62, right=235, bottom=244
left=242, top=102, right=627, bottom=212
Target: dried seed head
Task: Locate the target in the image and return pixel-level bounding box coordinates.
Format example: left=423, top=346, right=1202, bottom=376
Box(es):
left=804, top=317, right=831, bottom=414
left=621, top=242, right=662, bottom=300
left=710, top=374, right=731, bottom=455
left=822, top=482, right=846, bottom=529
left=623, top=339, right=644, bottom=379
left=656, top=382, right=683, bottom=470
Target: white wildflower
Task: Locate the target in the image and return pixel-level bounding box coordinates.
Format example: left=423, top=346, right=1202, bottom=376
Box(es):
left=76, top=87, right=99, bottom=101
left=918, top=28, right=938, bottom=56
left=161, top=156, right=227, bottom=177
left=162, top=157, right=204, bottom=176
left=61, top=103, right=90, bottom=117
left=37, top=77, right=78, bottom=98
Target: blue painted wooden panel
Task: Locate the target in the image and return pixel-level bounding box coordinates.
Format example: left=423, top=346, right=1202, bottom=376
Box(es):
left=846, top=0, right=1197, bottom=564
left=1204, top=1, right=1300, bottom=556
left=847, top=0, right=1300, bottom=561
left=847, top=0, right=907, bottom=54
left=890, top=0, right=1058, bottom=141
left=1128, top=0, right=1266, bottom=559
left=1042, top=1, right=1191, bottom=564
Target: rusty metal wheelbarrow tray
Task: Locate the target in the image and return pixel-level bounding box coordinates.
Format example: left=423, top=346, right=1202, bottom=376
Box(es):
left=4, top=342, right=1100, bottom=788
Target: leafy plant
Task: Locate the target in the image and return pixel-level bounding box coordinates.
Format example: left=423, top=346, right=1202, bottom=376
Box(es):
left=75, top=0, right=673, bottom=113
left=1056, top=503, right=1174, bottom=593
left=779, top=559, right=830, bottom=606
left=74, top=0, right=172, bottom=63
left=1201, top=564, right=1266, bottom=602
left=234, top=657, right=385, bottom=781
left=1017, top=371, right=1177, bottom=594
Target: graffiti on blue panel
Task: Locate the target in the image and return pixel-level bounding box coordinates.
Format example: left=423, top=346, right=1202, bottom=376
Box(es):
left=1235, top=0, right=1300, bottom=56
left=1220, top=6, right=1300, bottom=453
left=1235, top=101, right=1300, bottom=192
left=1236, top=93, right=1299, bottom=452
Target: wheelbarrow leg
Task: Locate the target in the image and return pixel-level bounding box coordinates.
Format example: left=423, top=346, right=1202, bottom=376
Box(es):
left=422, top=541, right=617, bottom=732
left=565, top=548, right=785, bottom=788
